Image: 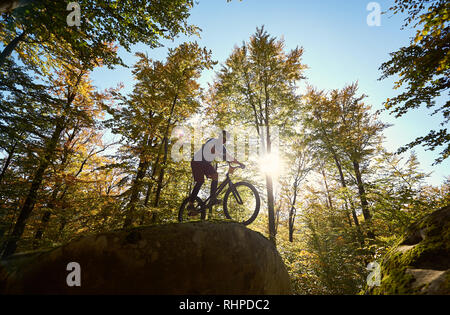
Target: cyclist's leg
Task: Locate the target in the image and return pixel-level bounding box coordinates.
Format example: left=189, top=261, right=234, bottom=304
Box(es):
left=190, top=161, right=205, bottom=204
left=211, top=175, right=219, bottom=200
left=190, top=182, right=203, bottom=203
left=205, top=163, right=219, bottom=204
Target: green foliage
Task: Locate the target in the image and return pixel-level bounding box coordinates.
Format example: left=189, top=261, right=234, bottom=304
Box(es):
left=0, top=0, right=198, bottom=69
left=208, top=26, right=306, bottom=130
left=0, top=49, right=120, bottom=253
left=380, top=0, right=450, bottom=163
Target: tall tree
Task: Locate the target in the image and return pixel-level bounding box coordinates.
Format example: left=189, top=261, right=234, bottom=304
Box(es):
left=208, top=27, right=306, bottom=243
left=303, top=83, right=387, bottom=239
left=283, top=139, right=312, bottom=242
left=302, top=87, right=361, bottom=230
left=330, top=84, right=386, bottom=225
left=380, top=0, right=449, bottom=163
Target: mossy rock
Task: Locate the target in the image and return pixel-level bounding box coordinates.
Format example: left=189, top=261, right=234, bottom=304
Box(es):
left=368, top=205, right=450, bottom=295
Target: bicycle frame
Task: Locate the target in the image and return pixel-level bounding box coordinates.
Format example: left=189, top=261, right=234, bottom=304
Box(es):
left=202, top=173, right=233, bottom=208
left=202, top=164, right=244, bottom=209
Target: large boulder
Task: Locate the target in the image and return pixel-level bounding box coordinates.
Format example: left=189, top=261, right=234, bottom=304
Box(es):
left=0, top=221, right=292, bottom=294
left=368, top=205, right=450, bottom=295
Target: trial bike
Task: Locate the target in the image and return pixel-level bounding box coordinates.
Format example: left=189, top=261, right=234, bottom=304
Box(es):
left=178, top=162, right=260, bottom=226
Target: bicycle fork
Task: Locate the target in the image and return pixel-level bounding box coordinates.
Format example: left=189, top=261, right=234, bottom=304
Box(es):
left=230, top=184, right=244, bottom=205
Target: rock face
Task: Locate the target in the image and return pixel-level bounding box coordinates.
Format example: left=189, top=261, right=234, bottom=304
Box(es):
left=369, top=205, right=450, bottom=295
left=0, top=221, right=292, bottom=294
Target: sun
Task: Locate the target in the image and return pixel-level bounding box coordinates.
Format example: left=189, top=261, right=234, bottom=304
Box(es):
left=259, top=152, right=283, bottom=178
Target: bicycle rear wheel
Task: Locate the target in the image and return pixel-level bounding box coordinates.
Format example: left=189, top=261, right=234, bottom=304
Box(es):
left=178, top=197, right=206, bottom=222
left=223, top=182, right=260, bottom=226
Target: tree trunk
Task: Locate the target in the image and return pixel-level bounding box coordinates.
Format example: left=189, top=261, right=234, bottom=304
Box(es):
left=139, top=161, right=159, bottom=225
left=352, top=159, right=375, bottom=239
left=352, top=160, right=370, bottom=221
left=143, top=144, right=162, bottom=207
left=32, top=187, right=59, bottom=248
left=123, top=151, right=151, bottom=228
left=0, top=140, right=17, bottom=184
left=288, top=211, right=295, bottom=242
left=154, top=93, right=178, bottom=207
left=332, top=153, right=360, bottom=227
left=288, top=187, right=298, bottom=243
left=32, top=211, right=51, bottom=247
left=153, top=142, right=167, bottom=207
left=0, top=31, right=26, bottom=67
left=332, top=154, right=365, bottom=246
left=265, top=126, right=276, bottom=244
left=266, top=174, right=276, bottom=244
left=321, top=168, right=334, bottom=210
left=143, top=182, right=153, bottom=208
left=1, top=119, right=65, bottom=258
left=55, top=217, right=67, bottom=242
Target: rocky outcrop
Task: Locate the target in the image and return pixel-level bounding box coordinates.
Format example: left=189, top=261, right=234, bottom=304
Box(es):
left=0, top=221, right=292, bottom=294
left=368, top=205, right=450, bottom=295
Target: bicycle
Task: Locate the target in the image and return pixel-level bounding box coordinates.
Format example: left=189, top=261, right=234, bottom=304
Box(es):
left=178, top=162, right=261, bottom=226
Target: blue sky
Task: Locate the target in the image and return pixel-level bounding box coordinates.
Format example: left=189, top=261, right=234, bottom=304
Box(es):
left=92, top=0, right=449, bottom=186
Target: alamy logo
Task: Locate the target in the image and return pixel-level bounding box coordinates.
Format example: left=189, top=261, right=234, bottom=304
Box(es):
left=367, top=2, right=381, bottom=27
left=170, top=126, right=280, bottom=163
left=67, top=2, right=81, bottom=27
left=66, top=262, right=81, bottom=287
left=366, top=261, right=381, bottom=287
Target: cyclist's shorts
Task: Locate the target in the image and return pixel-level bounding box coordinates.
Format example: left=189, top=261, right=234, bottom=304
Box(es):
left=191, top=161, right=216, bottom=183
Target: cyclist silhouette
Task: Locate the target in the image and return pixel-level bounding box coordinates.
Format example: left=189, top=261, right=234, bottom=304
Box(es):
left=188, top=130, right=243, bottom=215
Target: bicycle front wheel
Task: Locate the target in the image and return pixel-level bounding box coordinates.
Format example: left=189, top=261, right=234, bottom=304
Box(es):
left=178, top=197, right=206, bottom=223
left=223, top=182, right=260, bottom=226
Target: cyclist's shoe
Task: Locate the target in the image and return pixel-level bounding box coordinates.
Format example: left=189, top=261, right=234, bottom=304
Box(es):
left=187, top=203, right=200, bottom=216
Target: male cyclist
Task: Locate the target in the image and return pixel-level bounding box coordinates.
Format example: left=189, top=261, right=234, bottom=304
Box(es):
left=188, top=130, right=243, bottom=215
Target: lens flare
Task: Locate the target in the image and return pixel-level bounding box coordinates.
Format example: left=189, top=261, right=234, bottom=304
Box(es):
left=259, top=152, right=283, bottom=178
